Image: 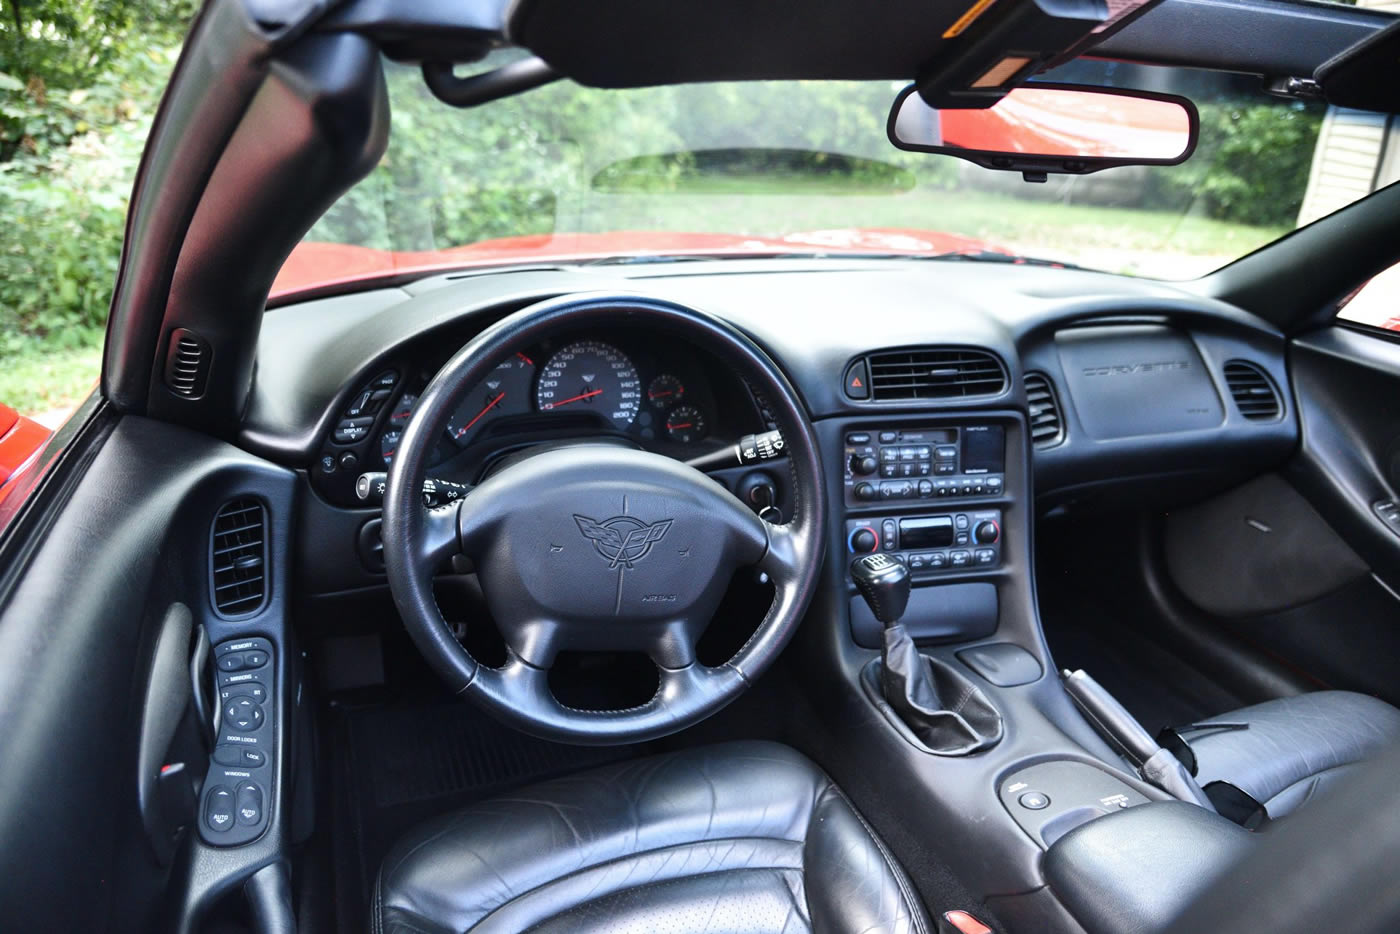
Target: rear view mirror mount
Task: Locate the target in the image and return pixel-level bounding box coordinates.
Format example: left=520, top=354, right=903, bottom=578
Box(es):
left=887, top=82, right=1199, bottom=182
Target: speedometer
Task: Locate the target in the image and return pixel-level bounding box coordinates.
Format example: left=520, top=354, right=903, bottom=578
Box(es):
left=536, top=340, right=641, bottom=430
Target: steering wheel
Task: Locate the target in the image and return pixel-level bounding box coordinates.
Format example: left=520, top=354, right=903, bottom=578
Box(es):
left=380, top=294, right=826, bottom=745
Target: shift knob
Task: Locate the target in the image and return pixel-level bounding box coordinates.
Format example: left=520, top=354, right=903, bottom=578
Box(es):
left=851, top=553, right=911, bottom=626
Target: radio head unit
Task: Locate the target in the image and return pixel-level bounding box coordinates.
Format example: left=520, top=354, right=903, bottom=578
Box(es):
left=845, top=425, right=1005, bottom=505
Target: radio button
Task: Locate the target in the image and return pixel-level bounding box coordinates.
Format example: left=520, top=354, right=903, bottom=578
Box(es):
left=847, top=433, right=871, bottom=445
left=880, top=447, right=898, bottom=463
left=854, top=482, right=878, bottom=502
left=899, top=447, right=918, bottom=462
left=918, top=480, right=933, bottom=498
left=880, top=464, right=898, bottom=478
left=935, top=445, right=958, bottom=460
left=936, top=463, right=956, bottom=475
left=986, top=476, right=1003, bottom=493
left=879, top=431, right=899, bottom=443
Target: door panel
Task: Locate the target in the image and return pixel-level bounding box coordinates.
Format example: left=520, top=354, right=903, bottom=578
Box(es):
left=0, top=415, right=296, bottom=931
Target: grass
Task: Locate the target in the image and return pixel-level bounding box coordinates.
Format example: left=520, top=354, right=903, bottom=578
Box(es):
left=0, top=342, right=102, bottom=418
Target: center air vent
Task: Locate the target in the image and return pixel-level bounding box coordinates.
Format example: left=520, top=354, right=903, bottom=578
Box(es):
left=1223, top=360, right=1282, bottom=421
left=211, top=498, right=267, bottom=617
left=866, top=348, right=1006, bottom=401
left=1024, top=372, right=1064, bottom=447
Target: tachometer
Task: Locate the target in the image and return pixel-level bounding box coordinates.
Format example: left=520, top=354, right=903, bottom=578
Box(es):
left=446, top=353, right=535, bottom=445
left=536, top=340, right=641, bottom=430
left=647, top=374, right=685, bottom=409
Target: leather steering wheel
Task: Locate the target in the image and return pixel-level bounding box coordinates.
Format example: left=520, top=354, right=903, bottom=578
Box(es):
left=381, top=295, right=826, bottom=744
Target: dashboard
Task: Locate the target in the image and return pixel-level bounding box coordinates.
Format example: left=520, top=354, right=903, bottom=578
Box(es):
left=246, top=258, right=1298, bottom=532
left=307, top=324, right=774, bottom=505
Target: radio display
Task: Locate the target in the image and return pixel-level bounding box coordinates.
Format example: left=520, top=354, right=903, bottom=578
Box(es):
left=960, top=425, right=1005, bottom=474
left=899, top=516, right=955, bottom=549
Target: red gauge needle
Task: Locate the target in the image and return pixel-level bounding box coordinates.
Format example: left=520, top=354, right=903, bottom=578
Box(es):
left=544, top=388, right=603, bottom=409
left=455, top=391, right=505, bottom=437
left=667, top=422, right=693, bottom=430
left=649, top=390, right=672, bottom=400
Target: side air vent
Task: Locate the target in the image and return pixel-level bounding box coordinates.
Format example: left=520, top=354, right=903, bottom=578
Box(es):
left=1223, top=360, right=1282, bottom=421
left=211, top=498, right=267, bottom=617
left=165, top=328, right=211, bottom=399
left=866, top=348, right=1007, bottom=401
left=1024, top=372, right=1064, bottom=447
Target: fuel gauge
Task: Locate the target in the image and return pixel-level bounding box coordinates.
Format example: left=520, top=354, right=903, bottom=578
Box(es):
left=647, top=374, right=685, bottom=409
left=664, top=405, right=707, bottom=444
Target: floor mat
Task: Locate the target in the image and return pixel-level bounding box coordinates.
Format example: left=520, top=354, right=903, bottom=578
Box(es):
left=331, top=701, right=645, bottom=926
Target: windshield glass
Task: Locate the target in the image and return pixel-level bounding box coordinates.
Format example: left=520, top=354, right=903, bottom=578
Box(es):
left=279, top=52, right=1385, bottom=295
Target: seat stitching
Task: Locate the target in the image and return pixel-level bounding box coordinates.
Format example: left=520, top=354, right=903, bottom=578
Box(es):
left=510, top=864, right=808, bottom=934
left=468, top=836, right=808, bottom=930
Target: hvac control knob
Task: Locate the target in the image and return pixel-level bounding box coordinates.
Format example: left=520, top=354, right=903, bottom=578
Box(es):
left=848, top=527, right=879, bottom=554
left=974, top=520, right=1000, bottom=544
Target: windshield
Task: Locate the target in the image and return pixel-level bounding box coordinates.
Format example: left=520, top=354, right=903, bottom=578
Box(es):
left=280, top=52, right=1380, bottom=295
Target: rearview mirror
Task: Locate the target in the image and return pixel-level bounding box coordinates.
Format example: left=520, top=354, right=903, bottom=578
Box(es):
left=888, top=83, right=1198, bottom=179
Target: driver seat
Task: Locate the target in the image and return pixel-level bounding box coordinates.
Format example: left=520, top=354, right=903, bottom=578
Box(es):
left=373, top=741, right=930, bottom=934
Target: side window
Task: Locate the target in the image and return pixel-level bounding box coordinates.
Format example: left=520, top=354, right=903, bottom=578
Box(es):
left=1337, top=260, right=1400, bottom=333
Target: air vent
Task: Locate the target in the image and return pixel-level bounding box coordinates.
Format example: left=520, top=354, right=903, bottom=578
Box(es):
left=211, top=498, right=267, bottom=617
left=1223, top=360, right=1282, bottom=421
left=866, top=348, right=1006, bottom=401
left=165, top=328, right=210, bottom=398
left=1024, top=372, right=1064, bottom=447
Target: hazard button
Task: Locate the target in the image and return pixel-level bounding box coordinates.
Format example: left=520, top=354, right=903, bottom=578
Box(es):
left=844, top=359, right=870, bottom=400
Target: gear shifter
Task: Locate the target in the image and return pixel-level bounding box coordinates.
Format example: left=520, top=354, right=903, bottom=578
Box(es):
left=851, top=555, right=1002, bottom=754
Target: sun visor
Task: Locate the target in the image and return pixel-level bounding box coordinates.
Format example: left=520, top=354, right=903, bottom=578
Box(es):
left=1316, top=18, right=1400, bottom=114
left=511, top=0, right=1163, bottom=102
left=915, top=0, right=1166, bottom=108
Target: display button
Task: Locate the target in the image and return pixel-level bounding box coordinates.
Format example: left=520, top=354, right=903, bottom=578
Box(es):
left=235, top=782, right=264, bottom=826
left=206, top=786, right=235, bottom=832
left=844, top=360, right=870, bottom=400
left=333, top=417, right=374, bottom=444
left=1018, top=791, right=1051, bottom=810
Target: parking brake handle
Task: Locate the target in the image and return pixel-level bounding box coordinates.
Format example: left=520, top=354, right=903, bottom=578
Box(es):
left=1061, top=668, right=1217, bottom=812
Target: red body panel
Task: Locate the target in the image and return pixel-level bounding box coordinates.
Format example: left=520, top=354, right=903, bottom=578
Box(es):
left=0, top=403, right=51, bottom=499
left=271, top=228, right=1004, bottom=300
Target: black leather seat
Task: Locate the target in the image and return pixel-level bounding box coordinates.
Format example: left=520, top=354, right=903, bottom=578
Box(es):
left=373, top=740, right=930, bottom=934
left=1184, top=690, right=1400, bottom=819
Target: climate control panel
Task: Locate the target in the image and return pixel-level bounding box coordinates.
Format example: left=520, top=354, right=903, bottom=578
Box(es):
left=844, top=425, right=1005, bottom=506
left=846, top=509, right=1003, bottom=575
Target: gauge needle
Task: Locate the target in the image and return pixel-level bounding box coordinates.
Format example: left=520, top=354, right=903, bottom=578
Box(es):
left=545, top=388, right=603, bottom=409
left=456, top=391, right=505, bottom=437
left=667, top=422, right=693, bottom=430
left=649, top=390, right=672, bottom=400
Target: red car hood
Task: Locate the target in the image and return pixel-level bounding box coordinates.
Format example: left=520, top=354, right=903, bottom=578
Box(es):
left=270, top=228, right=1003, bottom=300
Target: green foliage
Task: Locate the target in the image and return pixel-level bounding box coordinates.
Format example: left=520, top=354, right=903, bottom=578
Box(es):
left=1146, top=100, right=1324, bottom=227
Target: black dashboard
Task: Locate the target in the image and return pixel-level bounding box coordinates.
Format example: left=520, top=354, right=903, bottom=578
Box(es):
left=246, top=258, right=1298, bottom=535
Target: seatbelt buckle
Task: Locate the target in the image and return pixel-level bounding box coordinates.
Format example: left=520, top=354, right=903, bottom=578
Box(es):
left=938, top=909, right=993, bottom=934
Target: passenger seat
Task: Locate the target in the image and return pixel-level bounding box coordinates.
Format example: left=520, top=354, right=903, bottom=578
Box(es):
left=1177, top=691, right=1400, bottom=820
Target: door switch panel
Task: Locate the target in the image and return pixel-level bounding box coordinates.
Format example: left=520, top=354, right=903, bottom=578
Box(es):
left=199, top=636, right=275, bottom=846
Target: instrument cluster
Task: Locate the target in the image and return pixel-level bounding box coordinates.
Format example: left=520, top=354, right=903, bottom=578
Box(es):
left=375, top=333, right=734, bottom=472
